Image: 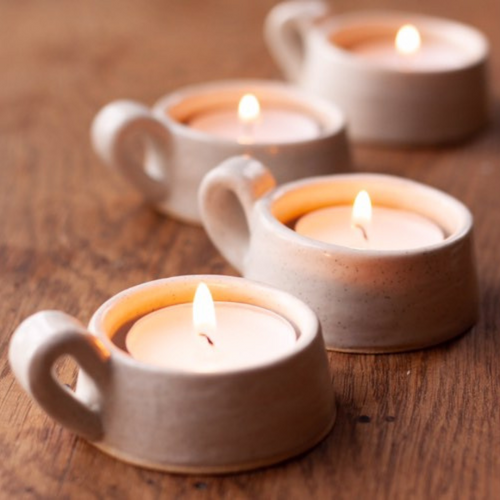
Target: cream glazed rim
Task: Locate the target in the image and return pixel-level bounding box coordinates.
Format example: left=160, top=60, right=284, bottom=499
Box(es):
left=257, top=173, right=474, bottom=257
left=152, top=79, right=347, bottom=145
left=313, top=9, right=489, bottom=73
left=88, top=275, right=320, bottom=375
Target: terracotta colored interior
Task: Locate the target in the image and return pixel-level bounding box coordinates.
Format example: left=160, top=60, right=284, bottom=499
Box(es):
left=165, top=85, right=343, bottom=132
left=93, top=278, right=315, bottom=351
left=328, top=17, right=486, bottom=61
left=269, top=176, right=470, bottom=239
left=330, top=25, right=400, bottom=50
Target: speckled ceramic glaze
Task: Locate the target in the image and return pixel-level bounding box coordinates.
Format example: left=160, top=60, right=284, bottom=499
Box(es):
left=265, top=1, right=490, bottom=145
left=199, top=156, right=479, bottom=352
left=91, top=80, right=350, bottom=224
left=9, top=276, right=335, bottom=474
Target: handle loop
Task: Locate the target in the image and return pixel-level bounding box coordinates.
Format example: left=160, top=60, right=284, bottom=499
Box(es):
left=9, top=311, right=110, bottom=441
left=91, top=100, right=170, bottom=203
left=264, top=1, right=328, bottom=82
left=199, top=156, right=276, bottom=274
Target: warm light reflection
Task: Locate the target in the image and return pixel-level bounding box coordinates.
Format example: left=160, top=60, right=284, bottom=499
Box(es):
left=238, top=94, right=261, bottom=123
left=352, top=190, right=372, bottom=226
left=193, top=283, right=217, bottom=341
left=395, top=24, right=421, bottom=55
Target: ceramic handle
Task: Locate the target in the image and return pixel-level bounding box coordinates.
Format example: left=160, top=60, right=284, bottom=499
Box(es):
left=264, top=1, right=328, bottom=82
left=9, top=311, right=110, bottom=441
left=91, top=100, right=170, bottom=203
left=199, top=156, right=276, bottom=273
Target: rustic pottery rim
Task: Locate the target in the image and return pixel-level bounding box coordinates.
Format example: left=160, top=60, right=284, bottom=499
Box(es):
left=258, top=172, right=473, bottom=258
left=154, top=79, right=347, bottom=146
left=314, top=10, right=489, bottom=74
left=89, top=274, right=320, bottom=376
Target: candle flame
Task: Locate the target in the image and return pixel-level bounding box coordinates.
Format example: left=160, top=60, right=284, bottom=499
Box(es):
left=352, top=190, right=372, bottom=225
left=395, top=24, right=421, bottom=55
left=193, top=283, right=217, bottom=343
left=238, top=94, right=261, bottom=124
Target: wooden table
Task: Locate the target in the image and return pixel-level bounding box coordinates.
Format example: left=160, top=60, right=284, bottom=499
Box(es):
left=1, top=0, right=499, bottom=498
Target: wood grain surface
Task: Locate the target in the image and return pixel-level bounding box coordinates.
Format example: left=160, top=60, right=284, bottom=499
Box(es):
left=1, top=0, right=499, bottom=498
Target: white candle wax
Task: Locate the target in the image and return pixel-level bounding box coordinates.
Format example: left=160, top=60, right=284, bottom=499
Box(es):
left=126, top=302, right=297, bottom=372
left=189, top=107, right=320, bottom=144
left=349, top=37, right=465, bottom=71
left=295, top=206, right=444, bottom=250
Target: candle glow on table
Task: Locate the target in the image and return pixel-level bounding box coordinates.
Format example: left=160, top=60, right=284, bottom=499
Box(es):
left=295, top=190, right=444, bottom=250
left=188, top=93, right=320, bottom=144
left=125, top=283, right=297, bottom=371
left=348, top=24, right=466, bottom=71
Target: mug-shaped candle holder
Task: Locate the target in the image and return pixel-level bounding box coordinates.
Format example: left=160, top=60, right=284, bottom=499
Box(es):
left=9, top=276, right=335, bottom=474
left=91, top=80, right=350, bottom=224
left=199, top=156, right=479, bottom=353
left=265, top=1, right=490, bottom=145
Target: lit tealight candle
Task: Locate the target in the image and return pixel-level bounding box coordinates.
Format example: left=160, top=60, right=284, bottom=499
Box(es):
left=238, top=94, right=260, bottom=144
left=349, top=24, right=466, bottom=71
left=189, top=93, right=320, bottom=143
left=295, top=190, right=444, bottom=250
left=126, top=282, right=297, bottom=372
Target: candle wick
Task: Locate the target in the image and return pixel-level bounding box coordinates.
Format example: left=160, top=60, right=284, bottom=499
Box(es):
left=354, top=223, right=369, bottom=241
left=198, top=332, right=215, bottom=347
left=239, top=122, right=254, bottom=144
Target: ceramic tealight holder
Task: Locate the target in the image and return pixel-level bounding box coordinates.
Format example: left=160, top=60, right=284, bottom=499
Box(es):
left=199, top=156, right=479, bottom=353
left=9, top=275, right=335, bottom=474
left=265, top=1, right=490, bottom=145
left=91, top=80, right=350, bottom=224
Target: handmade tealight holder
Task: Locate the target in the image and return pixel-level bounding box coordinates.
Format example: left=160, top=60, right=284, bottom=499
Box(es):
left=199, top=156, right=479, bottom=353
left=91, top=80, right=350, bottom=224
left=265, top=1, right=490, bottom=145
left=9, top=275, right=335, bottom=474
